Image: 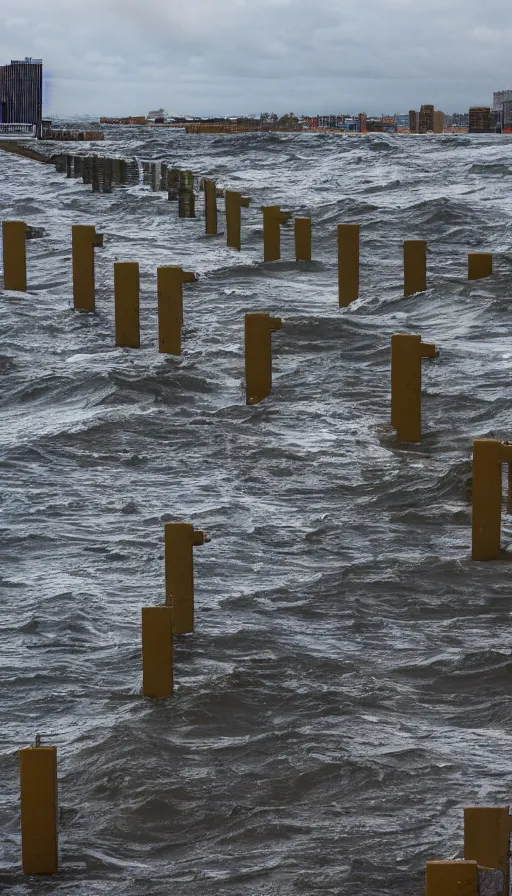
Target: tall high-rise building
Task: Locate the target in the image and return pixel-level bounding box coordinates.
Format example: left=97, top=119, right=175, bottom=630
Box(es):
left=418, top=104, right=434, bottom=133
left=0, top=57, right=43, bottom=136
left=493, top=90, right=512, bottom=111
left=409, top=110, right=418, bottom=132
left=492, top=90, right=512, bottom=132
left=469, top=107, right=495, bottom=133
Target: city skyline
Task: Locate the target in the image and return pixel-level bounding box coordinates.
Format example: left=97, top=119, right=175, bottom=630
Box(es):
left=3, top=0, right=512, bottom=116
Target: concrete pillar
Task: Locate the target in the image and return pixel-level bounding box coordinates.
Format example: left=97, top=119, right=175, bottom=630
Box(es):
left=178, top=171, right=195, bottom=217
left=391, top=333, right=437, bottom=442
left=114, top=262, right=140, bottom=348
left=464, top=806, right=511, bottom=893
left=157, top=266, right=197, bottom=354
left=91, top=156, right=100, bottom=192
left=425, top=861, right=478, bottom=896
left=262, top=206, right=292, bottom=262
left=203, top=179, right=218, bottom=235
left=19, top=744, right=58, bottom=874
left=142, top=607, right=173, bottom=697
left=338, top=224, right=359, bottom=307
left=82, top=157, right=92, bottom=185
left=245, top=312, right=282, bottom=404
left=164, top=522, right=207, bottom=634
left=472, top=441, right=512, bottom=560
left=167, top=168, right=180, bottom=201
left=2, top=221, right=27, bottom=291
left=72, top=225, right=104, bottom=312
left=403, top=239, right=427, bottom=296
left=468, top=253, right=492, bottom=280
left=225, top=190, right=251, bottom=250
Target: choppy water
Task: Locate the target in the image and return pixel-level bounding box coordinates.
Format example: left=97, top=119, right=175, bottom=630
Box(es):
left=2, top=128, right=512, bottom=895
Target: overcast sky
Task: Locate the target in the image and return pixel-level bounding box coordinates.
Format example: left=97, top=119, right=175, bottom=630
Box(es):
left=2, top=0, right=512, bottom=116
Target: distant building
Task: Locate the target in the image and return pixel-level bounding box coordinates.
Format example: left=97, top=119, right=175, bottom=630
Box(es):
left=0, top=57, right=42, bottom=136
left=433, top=111, right=444, bottom=133
left=493, top=90, right=512, bottom=111
left=418, top=104, right=434, bottom=133
left=469, top=107, right=495, bottom=133
left=317, top=114, right=345, bottom=129
left=409, top=110, right=418, bottom=133
left=445, top=112, right=469, bottom=127
left=365, top=116, right=397, bottom=132
left=395, top=113, right=410, bottom=129
left=492, top=91, right=512, bottom=132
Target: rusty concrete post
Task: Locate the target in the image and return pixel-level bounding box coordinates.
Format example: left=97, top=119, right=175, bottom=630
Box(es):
left=82, top=157, right=92, bottom=185
left=178, top=171, right=195, bottom=218
left=203, top=179, right=218, bottom=234
left=167, top=168, right=180, bottom=201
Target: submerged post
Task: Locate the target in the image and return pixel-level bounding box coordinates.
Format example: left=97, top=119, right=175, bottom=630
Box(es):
left=338, top=224, right=359, bottom=307
left=164, top=522, right=207, bottom=634
left=72, top=224, right=104, bottom=312
left=295, top=217, right=312, bottom=262
left=245, top=312, right=282, bottom=405
left=472, top=440, right=512, bottom=560
left=19, top=742, right=58, bottom=874
left=141, top=606, right=173, bottom=697
left=157, top=266, right=197, bottom=355
left=390, top=333, right=437, bottom=442
left=114, top=262, right=140, bottom=348
left=203, top=179, right=218, bottom=235
left=178, top=171, right=195, bottom=218
left=2, top=221, right=27, bottom=291
left=225, top=190, right=251, bottom=250
left=167, top=168, right=180, bottom=201
left=403, top=239, right=427, bottom=296
left=262, top=206, right=292, bottom=262
left=468, top=253, right=492, bottom=280
left=464, top=806, right=511, bottom=894
left=425, top=861, right=478, bottom=896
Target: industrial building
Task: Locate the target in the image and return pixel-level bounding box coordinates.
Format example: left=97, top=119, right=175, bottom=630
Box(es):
left=0, top=57, right=43, bottom=137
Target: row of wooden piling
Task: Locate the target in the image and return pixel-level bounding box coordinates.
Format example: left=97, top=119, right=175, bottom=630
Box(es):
left=1, top=219, right=494, bottom=308
left=50, top=154, right=496, bottom=278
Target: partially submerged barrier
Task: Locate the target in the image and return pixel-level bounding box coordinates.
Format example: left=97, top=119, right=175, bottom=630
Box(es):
left=391, top=334, right=437, bottom=442
left=226, top=190, right=251, bottom=250
left=403, top=239, right=427, bottom=297
left=164, top=522, right=207, bottom=634
left=472, top=439, right=512, bottom=560
left=338, top=224, right=359, bottom=307
left=245, top=312, right=282, bottom=404
left=2, top=221, right=27, bottom=291
left=19, top=739, right=58, bottom=874
left=114, top=262, right=140, bottom=348
left=262, top=205, right=292, bottom=261
left=202, top=178, right=218, bottom=235
left=157, top=266, right=197, bottom=355
left=72, top=224, right=104, bottom=312
left=468, top=252, right=492, bottom=281
left=141, top=606, right=174, bottom=697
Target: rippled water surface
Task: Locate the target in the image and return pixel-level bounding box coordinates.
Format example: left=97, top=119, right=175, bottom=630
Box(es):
left=2, top=129, right=512, bottom=895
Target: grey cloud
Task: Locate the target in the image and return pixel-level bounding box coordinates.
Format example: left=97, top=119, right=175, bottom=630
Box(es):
left=1, top=0, right=511, bottom=114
